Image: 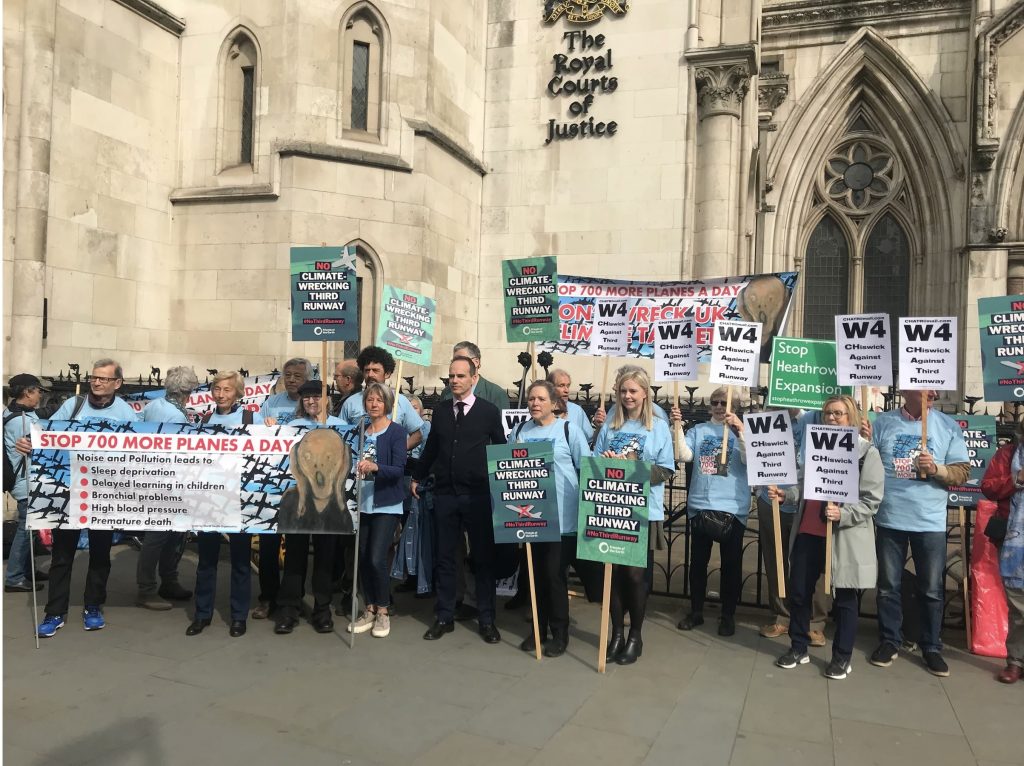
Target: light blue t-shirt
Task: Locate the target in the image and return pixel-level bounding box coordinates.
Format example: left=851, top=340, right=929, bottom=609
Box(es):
left=593, top=418, right=675, bottom=522
left=565, top=401, right=594, bottom=443
left=289, top=415, right=344, bottom=428
left=204, top=406, right=265, bottom=427
left=872, top=408, right=969, bottom=532
left=4, top=407, right=38, bottom=501
left=51, top=395, right=140, bottom=424
left=341, top=391, right=424, bottom=436
left=260, top=392, right=301, bottom=424
left=358, top=432, right=402, bottom=515
left=409, top=420, right=430, bottom=459
left=606, top=402, right=669, bottom=424
left=512, top=418, right=592, bottom=534
left=142, top=397, right=190, bottom=424
left=684, top=419, right=751, bottom=519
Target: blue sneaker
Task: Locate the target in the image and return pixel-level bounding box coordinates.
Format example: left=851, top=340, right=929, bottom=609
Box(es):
left=83, top=605, right=105, bottom=631
left=37, top=614, right=65, bottom=638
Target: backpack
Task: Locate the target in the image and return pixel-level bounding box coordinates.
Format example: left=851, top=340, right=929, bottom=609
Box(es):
left=3, top=412, right=23, bottom=494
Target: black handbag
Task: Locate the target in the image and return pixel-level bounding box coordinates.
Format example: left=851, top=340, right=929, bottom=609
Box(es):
left=690, top=510, right=736, bottom=543
left=984, top=516, right=1008, bottom=544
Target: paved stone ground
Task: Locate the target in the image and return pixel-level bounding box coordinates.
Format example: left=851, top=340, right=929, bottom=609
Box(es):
left=3, top=544, right=1021, bottom=766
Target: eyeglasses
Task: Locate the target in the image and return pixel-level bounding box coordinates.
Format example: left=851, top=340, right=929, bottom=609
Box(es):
left=301, top=394, right=322, bottom=400
left=710, top=400, right=727, bottom=406
left=823, top=409, right=848, bottom=419
left=90, top=376, right=120, bottom=384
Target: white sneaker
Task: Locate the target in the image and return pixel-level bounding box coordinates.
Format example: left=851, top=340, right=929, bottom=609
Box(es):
left=347, top=609, right=376, bottom=634
left=371, top=611, right=391, bottom=638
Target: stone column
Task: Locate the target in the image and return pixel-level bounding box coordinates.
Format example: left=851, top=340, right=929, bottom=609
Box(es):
left=9, top=0, right=57, bottom=377
left=685, top=45, right=755, bottom=279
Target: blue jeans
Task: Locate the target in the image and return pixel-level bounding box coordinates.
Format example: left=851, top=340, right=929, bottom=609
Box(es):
left=358, top=513, right=400, bottom=608
left=876, top=526, right=946, bottom=653
left=4, top=499, right=31, bottom=585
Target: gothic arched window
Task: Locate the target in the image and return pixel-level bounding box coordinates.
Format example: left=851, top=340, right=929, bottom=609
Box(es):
left=220, top=30, right=259, bottom=169
left=340, top=4, right=388, bottom=140
left=803, top=215, right=850, bottom=340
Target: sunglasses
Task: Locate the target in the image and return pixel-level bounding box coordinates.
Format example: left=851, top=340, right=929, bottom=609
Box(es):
left=710, top=399, right=727, bottom=406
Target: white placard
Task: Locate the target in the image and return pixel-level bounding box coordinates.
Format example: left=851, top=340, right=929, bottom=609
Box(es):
left=591, top=298, right=631, bottom=356
left=743, top=411, right=798, bottom=487
left=654, top=319, right=698, bottom=381
left=709, top=320, right=762, bottom=386
left=898, top=317, right=958, bottom=391
left=501, top=408, right=530, bottom=438
left=803, top=425, right=860, bottom=504
left=835, top=313, right=893, bottom=386
left=70, top=451, right=242, bottom=531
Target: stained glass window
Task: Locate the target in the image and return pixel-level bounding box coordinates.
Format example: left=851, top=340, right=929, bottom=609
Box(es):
left=863, top=213, right=910, bottom=321
left=803, top=215, right=850, bottom=340
left=351, top=42, right=370, bottom=131
left=241, top=66, right=254, bottom=164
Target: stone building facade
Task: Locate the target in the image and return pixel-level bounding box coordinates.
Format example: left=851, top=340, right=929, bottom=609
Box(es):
left=3, top=0, right=1021, bottom=405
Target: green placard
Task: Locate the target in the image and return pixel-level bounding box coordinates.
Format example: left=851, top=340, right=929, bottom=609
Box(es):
left=979, top=294, right=1024, bottom=402
left=502, top=257, right=559, bottom=343
left=576, top=456, right=649, bottom=567
left=947, top=415, right=998, bottom=508
left=766, top=337, right=853, bottom=410
left=487, top=443, right=561, bottom=544
left=290, top=245, right=358, bottom=341
left=375, top=285, right=435, bottom=366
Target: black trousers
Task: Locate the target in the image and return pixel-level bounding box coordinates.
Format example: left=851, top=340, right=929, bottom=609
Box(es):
left=45, top=528, right=114, bottom=616
left=532, top=536, right=577, bottom=636
left=257, top=533, right=281, bottom=606
left=788, top=533, right=859, bottom=662
left=277, top=533, right=337, bottom=620
left=689, top=518, right=745, bottom=617
left=433, top=493, right=496, bottom=624
left=194, top=533, right=252, bottom=622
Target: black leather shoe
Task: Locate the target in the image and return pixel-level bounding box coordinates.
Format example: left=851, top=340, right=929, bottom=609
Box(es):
left=274, top=617, right=298, bottom=635
left=606, top=633, right=625, bottom=663
left=519, top=634, right=538, bottom=653
left=185, top=618, right=211, bottom=636
left=423, top=620, right=455, bottom=640
left=158, top=583, right=193, bottom=600
left=479, top=623, right=501, bottom=644
left=718, top=615, right=736, bottom=637
left=312, top=615, right=335, bottom=634
left=229, top=620, right=246, bottom=637
left=543, top=631, right=568, bottom=658
left=34, top=570, right=49, bottom=582
left=616, top=636, right=643, bottom=665
left=5, top=581, right=42, bottom=592
left=677, top=612, right=705, bottom=631
left=454, top=603, right=479, bottom=621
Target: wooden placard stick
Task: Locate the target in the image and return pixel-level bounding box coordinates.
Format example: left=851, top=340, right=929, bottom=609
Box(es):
left=599, top=356, right=611, bottom=414
left=525, top=543, right=542, bottom=661
left=597, top=562, right=612, bottom=673
left=392, top=360, right=403, bottom=419
left=320, top=341, right=329, bottom=423
left=672, top=382, right=683, bottom=461
left=770, top=485, right=786, bottom=599
left=824, top=518, right=833, bottom=594
left=919, top=394, right=930, bottom=479
left=529, top=341, right=537, bottom=382
left=720, top=386, right=733, bottom=466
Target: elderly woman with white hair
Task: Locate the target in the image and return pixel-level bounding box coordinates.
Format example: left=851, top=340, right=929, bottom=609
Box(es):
left=136, top=366, right=200, bottom=610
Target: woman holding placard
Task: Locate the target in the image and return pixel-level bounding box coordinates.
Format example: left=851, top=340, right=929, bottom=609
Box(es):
left=771, top=395, right=883, bottom=679
left=594, top=368, right=675, bottom=665
left=187, top=371, right=263, bottom=638
left=511, top=380, right=592, bottom=657
left=675, top=388, right=749, bottom=637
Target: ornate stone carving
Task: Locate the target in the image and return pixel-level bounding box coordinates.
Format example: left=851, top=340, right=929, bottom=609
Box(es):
left=694, top=64, right=751, bottom=120
left=974, top=4, right=1024, bottom=169
left=758, top=72, right=789, bottom=114
left=989, top=227, right=1008, bottom=243
left=763, top=0, right=966, bottom=32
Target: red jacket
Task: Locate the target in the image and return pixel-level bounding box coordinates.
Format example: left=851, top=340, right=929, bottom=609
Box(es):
left=981, top=443, right=1018, bottom=520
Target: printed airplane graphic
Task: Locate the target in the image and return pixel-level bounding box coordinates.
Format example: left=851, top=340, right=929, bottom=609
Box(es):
left=1000, top=360, right=1024, bottom=374
left=506, top=504, right=542, bottom=519
left=393, top=332, right=416, bottom=345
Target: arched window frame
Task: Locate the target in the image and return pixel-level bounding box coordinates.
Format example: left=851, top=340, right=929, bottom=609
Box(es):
left=342, top=239, right=384, bottom=358
left=338, top=2, right=390, bottom=142
left=217, top=27, right=262, bottom=173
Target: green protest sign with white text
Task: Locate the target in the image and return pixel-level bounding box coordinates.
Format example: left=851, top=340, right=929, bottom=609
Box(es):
left=375, top=285, right=435, bottom=366
left=502, top=257, right=559, bottom=343
left=576, top=457, right=649, bottom=567
left=767, top=337, right=852, bottom=410
left=487, top=443, right=561, bottom=544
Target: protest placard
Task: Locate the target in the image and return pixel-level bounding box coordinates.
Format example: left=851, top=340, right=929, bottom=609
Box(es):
left=978, top=295, right=1024, bottom=401
left=710, top=320, right=762, bottom=386
left=576, top=457, right=649, bottom=568
left=487, top=443, right=561, bottom=544
left=743, top=411, right=798, bottom=487
left=835, top=313, right=893, bottom=386
left=946, top=416, right=997, bottom=508
left=766, top=337, right=851, bottom=409
left=803, top=425, right=860, bottom=504
left=502, top=257, right=559, bottom=343
left=501, top=409, right=530, bottom=438
left=376, top=285, right=436, bottom=366
left=898, top=317, right=958, bottom=390
left=653, top=319, right=698, bottom=381
left=543, top=272, right=798, bottom=362
left=591, top=298, right=631, bottom=357
left=290, top=245, right=358, bottom=341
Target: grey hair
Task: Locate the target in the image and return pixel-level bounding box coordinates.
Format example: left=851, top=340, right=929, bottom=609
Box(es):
left=283, top=358, right=313, bottom=379
left=211, top=370, right=245, bottom=400
left=164, top=366, right=199, bottom=403
left=363, top=381, right=395, bottom=414
left=453, top=341, right=482, bottom=360
left=93, top=358, right=124, bottom=379
left=547, top=368, right=572, bottom=384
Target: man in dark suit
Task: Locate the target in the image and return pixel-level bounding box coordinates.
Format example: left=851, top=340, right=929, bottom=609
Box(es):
left=412, top=356, right=506, bottom=643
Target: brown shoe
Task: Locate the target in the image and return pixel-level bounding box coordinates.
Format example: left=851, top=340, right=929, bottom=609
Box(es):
left=252, top=601, right=271, bottom=620
left=997, top=664, right=1023, bottom=684
left=809, top=630, right=827, bottom=647
left=759, top=622, right=787, bottom=638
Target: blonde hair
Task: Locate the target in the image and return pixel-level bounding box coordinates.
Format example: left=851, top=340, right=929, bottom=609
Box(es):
left=611, top=368, right=653, bottom=431
left=211, top=370, right=245, bottom=401
left=822, top=395, right=861, bottom=430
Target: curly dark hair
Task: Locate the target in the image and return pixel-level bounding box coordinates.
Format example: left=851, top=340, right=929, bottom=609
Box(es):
left=356, top=345, right=396, bottom=376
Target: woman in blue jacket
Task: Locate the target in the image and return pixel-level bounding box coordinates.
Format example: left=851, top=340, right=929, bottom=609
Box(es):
left=594, top=368, right=675, bottom=665
left=347, top=382, right=408, bottom=639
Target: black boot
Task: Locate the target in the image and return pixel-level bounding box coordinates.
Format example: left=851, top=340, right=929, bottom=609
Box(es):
left=616, top=634, right=643, bottom=665
left=543, top=628, right=569, bottom=658
left=606, top=632, right=625, bottom=663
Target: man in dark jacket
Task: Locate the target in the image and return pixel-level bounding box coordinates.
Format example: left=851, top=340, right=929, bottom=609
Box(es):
left=413, top=356, right=506, bottom=643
